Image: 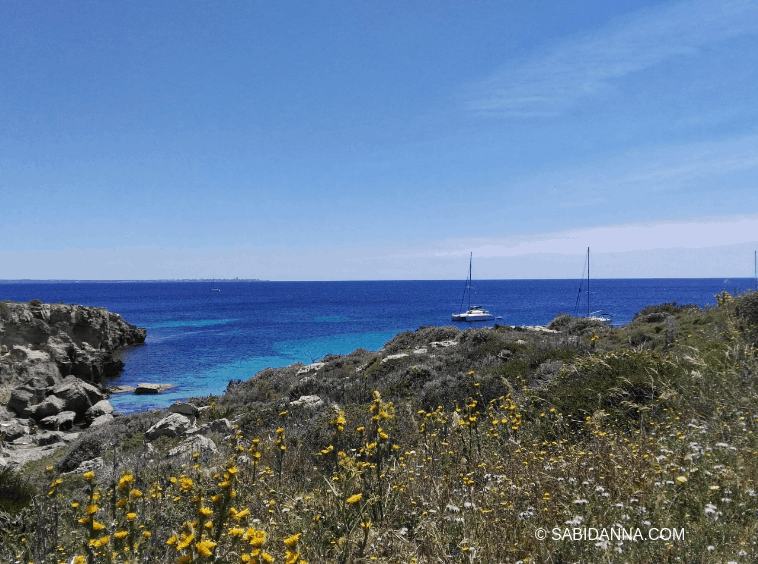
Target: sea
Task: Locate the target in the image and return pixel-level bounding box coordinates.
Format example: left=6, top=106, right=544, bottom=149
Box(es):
left=1, top=278, right=755, bottom=414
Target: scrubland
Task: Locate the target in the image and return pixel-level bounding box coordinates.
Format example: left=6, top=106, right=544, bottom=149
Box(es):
left=2, top=290, right=758, bottom=563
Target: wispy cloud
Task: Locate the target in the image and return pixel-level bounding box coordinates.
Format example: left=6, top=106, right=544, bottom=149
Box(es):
left=467, top=0, right=758, bottom=117
left=432, top=212, right=758, bottom=258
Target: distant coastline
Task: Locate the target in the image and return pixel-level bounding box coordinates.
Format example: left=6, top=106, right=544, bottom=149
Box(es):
left=0, top=278, right=268, bottom=284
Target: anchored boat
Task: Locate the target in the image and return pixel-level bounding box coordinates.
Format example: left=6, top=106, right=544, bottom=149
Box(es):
left=452, top=253, right=495, bottom=322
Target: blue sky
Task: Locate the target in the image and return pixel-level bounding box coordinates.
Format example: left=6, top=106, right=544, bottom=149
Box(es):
left=2, top=0, right=758, bottom=280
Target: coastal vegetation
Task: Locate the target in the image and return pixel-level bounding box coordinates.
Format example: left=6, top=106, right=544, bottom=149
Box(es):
left=2, top=291, right=758, bottom=562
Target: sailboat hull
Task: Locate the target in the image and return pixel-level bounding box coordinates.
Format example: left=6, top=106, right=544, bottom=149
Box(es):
left=452, top=309, right=494, bottom=322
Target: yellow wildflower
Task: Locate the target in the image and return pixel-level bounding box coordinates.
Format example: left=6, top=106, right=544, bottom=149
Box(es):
left=196, top=539, right=217, bottom=557
left=346, top=493, right=362, bottom=504
left=83, top=471, right=95, bottom=480
left=176, top=534, right=194, bottom=550
left=234, top=508, right=250, bottom=519
left=283, top=532, right=302, bottom=546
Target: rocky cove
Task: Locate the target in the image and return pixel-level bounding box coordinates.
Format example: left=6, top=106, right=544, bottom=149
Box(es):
left=0, top=300, right=146, bottom=467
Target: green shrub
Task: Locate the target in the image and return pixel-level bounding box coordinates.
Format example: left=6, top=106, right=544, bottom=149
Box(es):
left=0, top=468, right=36, bottom=514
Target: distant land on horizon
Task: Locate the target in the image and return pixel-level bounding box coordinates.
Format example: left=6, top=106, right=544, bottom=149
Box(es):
left=0, top=277, right=756, bottom=283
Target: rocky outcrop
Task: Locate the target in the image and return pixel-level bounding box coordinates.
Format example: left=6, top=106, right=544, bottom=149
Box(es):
left=1, top=300, right=145, bottom=426
left=135, top=383, right=173, bottom=394
left=0, top=300, right=146, bottom=387
left=290, top=395, right=325, bottom=409
left=85, top=400, right=113, bottom=424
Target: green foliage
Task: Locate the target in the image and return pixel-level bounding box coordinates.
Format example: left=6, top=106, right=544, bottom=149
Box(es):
left=0, top=468, right=36, bottom=514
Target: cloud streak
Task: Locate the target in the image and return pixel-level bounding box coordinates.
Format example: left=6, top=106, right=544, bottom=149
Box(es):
left=467, top=0, right=758, bottom=117
left=432, top=213, right=758, bottom=258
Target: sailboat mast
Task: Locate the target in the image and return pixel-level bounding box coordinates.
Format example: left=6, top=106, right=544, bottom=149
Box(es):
left=587, top=247, right=590, bottom=318
left=755, top=250, right=757, bottom=291
left=468, top=252, right=472, bottom=310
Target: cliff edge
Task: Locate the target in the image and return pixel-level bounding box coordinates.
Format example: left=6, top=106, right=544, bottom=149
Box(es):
left=0, top=300, right=145, bottom=420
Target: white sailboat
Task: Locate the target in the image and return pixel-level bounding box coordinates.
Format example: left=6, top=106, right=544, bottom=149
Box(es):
left=211, top=278, right=221, bottom=292
left=452, top=253, right=495, bottom=322
left=574, top=247, right=611, bottom=323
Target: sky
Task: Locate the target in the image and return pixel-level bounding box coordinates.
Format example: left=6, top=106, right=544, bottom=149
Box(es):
left=2, top=0, right=758, bottom=280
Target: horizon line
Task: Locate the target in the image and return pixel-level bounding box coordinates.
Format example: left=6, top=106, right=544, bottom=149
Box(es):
left=0, top=277, right=756, bottom=283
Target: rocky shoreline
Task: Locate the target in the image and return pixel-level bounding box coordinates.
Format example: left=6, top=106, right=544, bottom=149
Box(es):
left=0, top=300, right=146, bottom=467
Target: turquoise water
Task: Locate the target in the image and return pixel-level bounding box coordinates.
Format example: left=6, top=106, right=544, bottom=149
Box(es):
left=0, top=279, right=753, bottom=412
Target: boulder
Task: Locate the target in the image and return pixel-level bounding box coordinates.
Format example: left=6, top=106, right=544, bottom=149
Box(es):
left=135, top=383, right=173, bottom=395
left=106, top=385, right=136, bottom=394
left=85, top=400, right=113, bottom=424
left=168, top=401, right=200, bottom=419
left=7, top=385, right=47, bottom=416
left=145, top=413, right=196, bottom=440
left=168, top=434, right=217, bottom=460
left=203, top=418, right=234, bottom=435
left=51, top=376, right=105, bottom=414
left=89, top=414, right=114, bottom=427
left=39, top=411, right=76, bottom=431
left=290, top=395, right=325, bottom=410
left=35, top=431, right=65, bottom=446
left=29, top=396, right=67, bottom=420
left=66, top=457, right=105, bottom=475
left=0, top=420, right=29, bottom=441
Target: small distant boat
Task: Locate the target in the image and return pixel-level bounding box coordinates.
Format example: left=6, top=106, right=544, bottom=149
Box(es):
left=575, top=247, right=611, bottom=323
left=452, top=253, right=495, bottom=322
left=211, top=278, right=221, bottom=292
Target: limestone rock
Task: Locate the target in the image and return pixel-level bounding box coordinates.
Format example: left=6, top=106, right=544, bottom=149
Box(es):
left=168, top=401, right=200, bottom=419
left=0, top=301, right=146, bottom=421
left=381, top=353, right=409, bottom=363
left=35, top=431, right=65, bottom=446
left=429, top=340, right=458, bottom=349
left=0, top=420, right=29, bottom=441
left=145, top=413, right=196, bottom=440
left=197, top=418, right=234, bottom=436
left=290, top=395, right=325, bottom=409
left=66, top=457, right=105, bottom=475
left=296, top=362, right=325, bottom=376
left=168, top=435, right=217, bottom=460
left=39, top=411, right=76, bottom=431
left=29, top=395, right=67, bottom=420
left=52, top=376, right=104, bottom=413
left=7, top=385, right=47, bottom=416
left=85, top=400, right=113, bottom=424
left=106, top=385, right=136, bottom=394
left=135, top=383, right=173, bottom=395
left=90, top=414, right=115, bottom=427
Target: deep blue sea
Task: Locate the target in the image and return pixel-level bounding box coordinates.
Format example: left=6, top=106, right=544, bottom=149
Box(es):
left=1, top=279, right=754, bottom=413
